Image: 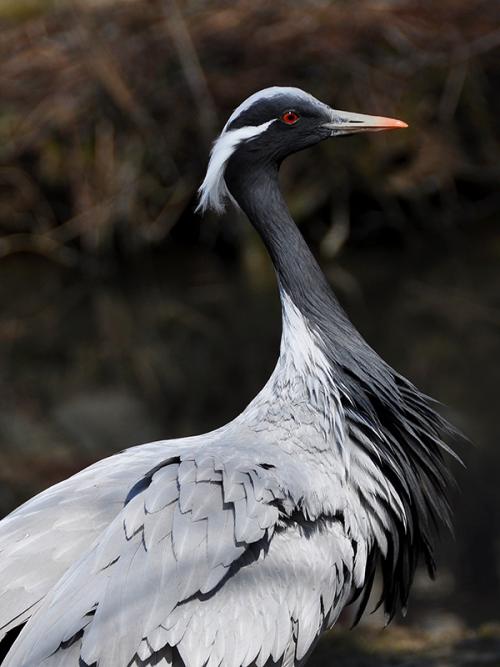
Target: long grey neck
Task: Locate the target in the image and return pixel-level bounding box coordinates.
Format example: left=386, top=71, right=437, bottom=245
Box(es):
left=226, top=163, right=336, bottom=323
left=225, top=160, right=395, bottom=403
left=226, top=163, right=347, bottom=444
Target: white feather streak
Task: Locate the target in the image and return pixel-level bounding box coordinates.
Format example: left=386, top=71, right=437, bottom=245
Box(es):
left=196, top=120, right=274, bottom=214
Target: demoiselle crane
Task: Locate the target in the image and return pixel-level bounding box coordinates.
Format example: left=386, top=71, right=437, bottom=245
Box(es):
left=0, top=87, right=456, bottom=667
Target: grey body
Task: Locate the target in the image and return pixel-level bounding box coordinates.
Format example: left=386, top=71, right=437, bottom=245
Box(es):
left=0, top=88, right=454, bottom=666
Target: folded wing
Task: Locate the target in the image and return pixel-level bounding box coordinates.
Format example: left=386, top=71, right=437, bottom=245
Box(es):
left=4, top=447, right=288, bottom=666
left=0, top=441, right=190, bottom=642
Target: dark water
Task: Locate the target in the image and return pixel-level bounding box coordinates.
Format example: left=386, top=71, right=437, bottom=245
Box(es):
left=0, top=221, right=499, bottom=660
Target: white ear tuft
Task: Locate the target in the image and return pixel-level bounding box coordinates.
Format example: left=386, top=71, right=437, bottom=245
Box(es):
left=196, top=120, right=275, bottom=214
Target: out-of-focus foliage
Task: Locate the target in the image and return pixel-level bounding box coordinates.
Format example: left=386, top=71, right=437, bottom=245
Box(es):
left=0, top=0, right=499, bottom=261
left=313, top=621, right=500, bottom=666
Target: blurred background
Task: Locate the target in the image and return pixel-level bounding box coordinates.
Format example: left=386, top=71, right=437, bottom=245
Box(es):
left=0, top=0, right=499, bottom=664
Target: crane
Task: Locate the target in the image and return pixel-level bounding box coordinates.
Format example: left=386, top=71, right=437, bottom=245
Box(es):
left=0, top=87, right=456, bottom=667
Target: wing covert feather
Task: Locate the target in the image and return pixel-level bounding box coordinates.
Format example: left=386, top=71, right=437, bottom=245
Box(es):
left=4, top=443, right=355, bottom=667
left=0, top=440, right=197, bottom=641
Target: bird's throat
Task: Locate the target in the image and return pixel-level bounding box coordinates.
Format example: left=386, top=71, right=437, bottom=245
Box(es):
left=225, top=163, right=334, bottom=327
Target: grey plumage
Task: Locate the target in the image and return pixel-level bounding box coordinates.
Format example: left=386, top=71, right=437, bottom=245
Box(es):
left=2, top=439, right=356, bottom=666
left=0, top=87, right=457, bottom=666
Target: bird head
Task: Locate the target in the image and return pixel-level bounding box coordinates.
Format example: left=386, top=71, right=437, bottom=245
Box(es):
left=197, top=86, right=407, bottom=214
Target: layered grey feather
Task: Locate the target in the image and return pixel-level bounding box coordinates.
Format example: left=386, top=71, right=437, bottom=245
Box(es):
left=3, top=441, right=355, bottom=667
left=0, top=440, right=202, bottom=642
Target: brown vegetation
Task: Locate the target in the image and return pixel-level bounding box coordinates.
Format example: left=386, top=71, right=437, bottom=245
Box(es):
left=0, top=0, right=499, bottom=263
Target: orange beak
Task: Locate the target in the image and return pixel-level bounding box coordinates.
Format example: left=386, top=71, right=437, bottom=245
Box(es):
left=323, top=109, right=408, bottom=135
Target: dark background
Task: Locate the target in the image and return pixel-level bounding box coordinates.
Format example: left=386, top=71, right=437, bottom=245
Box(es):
left=0, top=1, right=499, bottom=664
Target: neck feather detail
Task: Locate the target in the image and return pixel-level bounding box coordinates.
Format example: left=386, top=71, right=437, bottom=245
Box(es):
left=226, top=158, right=458, bottom=624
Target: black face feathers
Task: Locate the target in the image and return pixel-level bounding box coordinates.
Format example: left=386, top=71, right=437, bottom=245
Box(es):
left=224, top=88, right=333, bottom=167
left=198, top=87, right=334, bottom=214
left=225, top=91, right=331, bottom=132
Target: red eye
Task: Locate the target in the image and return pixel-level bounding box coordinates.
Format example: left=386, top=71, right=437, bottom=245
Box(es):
left=281, top=110, right=300, bottom=125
